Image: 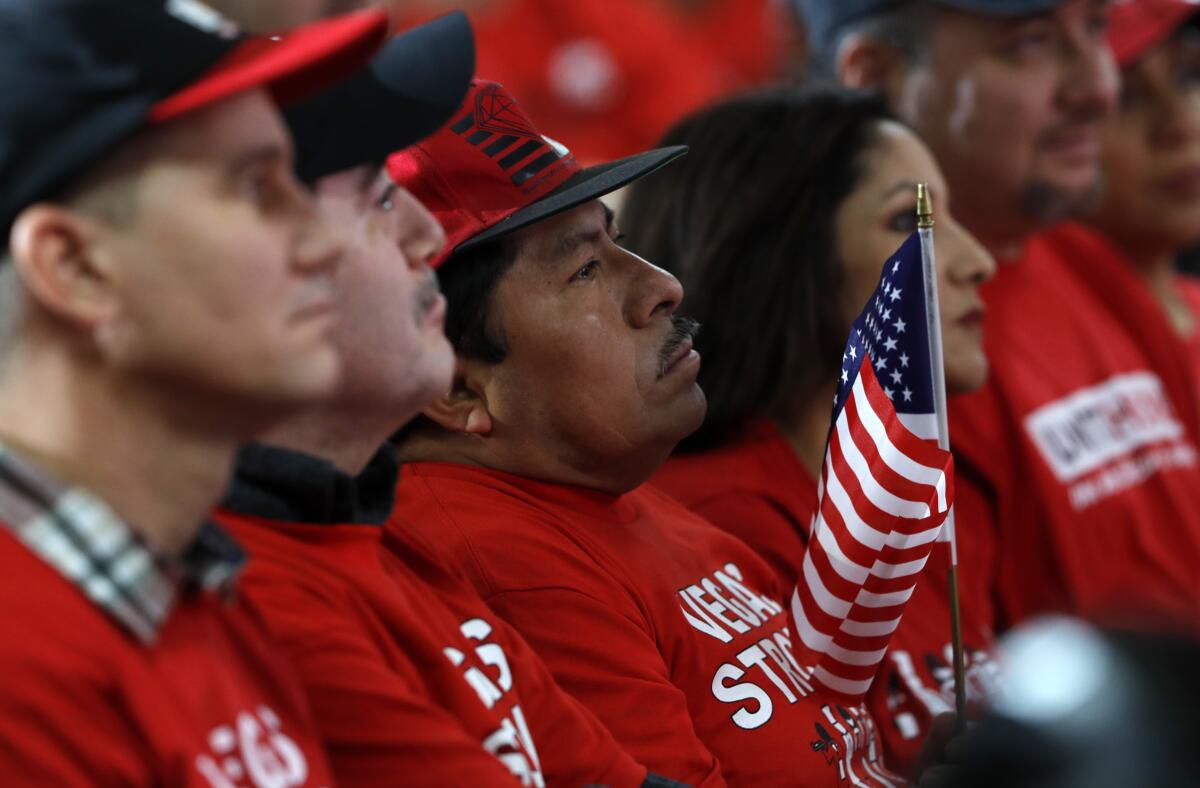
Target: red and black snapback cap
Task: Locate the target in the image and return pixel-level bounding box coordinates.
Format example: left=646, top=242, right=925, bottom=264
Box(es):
left=286, top=11, right=476, bottom=183
left=0, top=0, right=389, bottom=241
left=1108, top=0, right=1200, bottom=66
left=387, top=79, right=686, bottom=268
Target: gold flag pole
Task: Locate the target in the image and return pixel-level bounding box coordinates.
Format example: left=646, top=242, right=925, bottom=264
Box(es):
left=916, top=183, right=968, bottom=730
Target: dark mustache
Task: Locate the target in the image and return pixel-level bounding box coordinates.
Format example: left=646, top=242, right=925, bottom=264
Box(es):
left=658, top=316, right=701, bottom=378
left=1037, top=109, right=1107, bottom=144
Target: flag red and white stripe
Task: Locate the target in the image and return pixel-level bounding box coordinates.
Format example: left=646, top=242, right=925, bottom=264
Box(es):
left=790, top=359, right=953, bottom=702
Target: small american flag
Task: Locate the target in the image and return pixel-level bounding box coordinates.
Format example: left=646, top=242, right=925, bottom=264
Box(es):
left=790, top=232, right=954, bottom=702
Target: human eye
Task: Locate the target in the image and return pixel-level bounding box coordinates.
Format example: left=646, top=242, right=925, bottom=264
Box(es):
left=998, top=22, right=1055, bottom=61
left=239, top=166, right=284, bottom=211
left=1173, top=49, right=1200, bottom=91
left=375, top=183, right=397, bottom=212
left=886, top=205, right=919, bottom=234
left=1085, top=10, right=1109, bottom=38
left=569, top=260, right=600, bottom=283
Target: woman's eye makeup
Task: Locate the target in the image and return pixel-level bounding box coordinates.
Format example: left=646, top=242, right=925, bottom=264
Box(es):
left=885, top=204, right=920, bottom=234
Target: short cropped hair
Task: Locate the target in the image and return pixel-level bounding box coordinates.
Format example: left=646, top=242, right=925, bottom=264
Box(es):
left=437, top=235, right=520, bottom=363
left=808, top=0, right=933, bottom=79
left=620, top=86, right=893, bottom=452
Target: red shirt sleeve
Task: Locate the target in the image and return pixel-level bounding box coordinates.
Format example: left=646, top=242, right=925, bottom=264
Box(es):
left=484, top=586, right=728, bottom=788
left=245, top=579, right=527, bottom=788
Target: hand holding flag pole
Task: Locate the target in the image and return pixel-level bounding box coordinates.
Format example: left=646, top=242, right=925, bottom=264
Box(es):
left=916, top=183, right=968, bottom=731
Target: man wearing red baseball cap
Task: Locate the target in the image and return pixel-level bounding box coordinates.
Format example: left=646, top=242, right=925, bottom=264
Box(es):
left=209, top=16, right=676, bottom=788
left=0, top=1, right=400, bottom=783
left=386, top=79, right=902, bottom=786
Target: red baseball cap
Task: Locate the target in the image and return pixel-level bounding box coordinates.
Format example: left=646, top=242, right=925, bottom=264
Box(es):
left=150, top=7, right=390, bottom=123
left=1108, top=0, right=1200, bottom=66
left=387, top=79, right=687, bottom=267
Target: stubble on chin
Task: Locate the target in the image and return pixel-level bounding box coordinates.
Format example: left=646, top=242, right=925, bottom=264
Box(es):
left=1019, top=173, right=1105, bottom=226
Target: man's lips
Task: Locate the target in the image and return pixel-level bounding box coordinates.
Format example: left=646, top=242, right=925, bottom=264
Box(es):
left=662, top=337, right=697, bottom=376
left=291, top=297, right=337, bottom=325
left=422, top=291, right=447, bottom=328
left=1039, top=124, right=1102, bottom=163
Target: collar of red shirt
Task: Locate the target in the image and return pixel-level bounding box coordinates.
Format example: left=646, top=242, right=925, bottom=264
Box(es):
left=404, top=461, right=642, bottom=524
left=223, top=442, right=398, bottom=525
left=0, top=443, right=245, bottom=644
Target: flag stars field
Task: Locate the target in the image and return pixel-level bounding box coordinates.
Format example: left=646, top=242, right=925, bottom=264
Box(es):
left=790, top=233, right=954, bottom=702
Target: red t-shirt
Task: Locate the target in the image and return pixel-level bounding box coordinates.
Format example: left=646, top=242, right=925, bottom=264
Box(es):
left=387, top=461, right=903, bottom=787
left=949, top=223, right=1200, bottom=629
left=0, top=530, right=335, bottom=787
left=215, top=510, right=648, bottom=788
left=1174, top=274, right=1200, bottom=375
left=651, top=422, right=1000, bottom=775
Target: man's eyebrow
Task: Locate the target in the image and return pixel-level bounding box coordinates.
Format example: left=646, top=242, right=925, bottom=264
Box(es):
left=544, top=203, right=612, bottom=260
left=550, top=227, right=605, bottom=259
left=357, top=164, right=382, bottom=193
left=227, top=144, right=288, bottom=177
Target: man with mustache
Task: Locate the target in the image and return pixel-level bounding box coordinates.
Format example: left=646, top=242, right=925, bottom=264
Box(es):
left=0, top=0, right=391, bottom=783
left=386, top=79, right=903, bottom=787
left=211, top=22, right=672, bottom=786
left=795, top=0, right=1200, bottom=769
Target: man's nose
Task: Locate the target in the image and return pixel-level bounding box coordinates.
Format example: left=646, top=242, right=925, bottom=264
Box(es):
left=394, top=187, right=446, bottom=270
left=1059, top=21, right=1120, bottom=118
left=626, top=251, right=683, bottom=328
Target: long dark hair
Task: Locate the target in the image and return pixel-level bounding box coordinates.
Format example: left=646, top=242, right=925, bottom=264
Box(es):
left=621, top=86, right=892, bottom=452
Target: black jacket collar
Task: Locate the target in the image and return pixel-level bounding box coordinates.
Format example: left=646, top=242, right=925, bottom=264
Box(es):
left=222, top=443, right=398, bottom=525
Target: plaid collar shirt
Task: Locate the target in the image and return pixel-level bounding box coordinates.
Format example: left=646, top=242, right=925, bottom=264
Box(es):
left=0, top=444, right=245, bottom=644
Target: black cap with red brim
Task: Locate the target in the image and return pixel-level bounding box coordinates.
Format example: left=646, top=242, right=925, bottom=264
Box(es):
left=286, top=12, right=477, bottom=183
left=0, top=0, right=389, bottom=241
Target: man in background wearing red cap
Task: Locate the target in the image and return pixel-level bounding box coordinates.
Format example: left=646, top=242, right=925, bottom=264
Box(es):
left=794, top=0, right=1200, bottom=769
left=0, top=1, right=391, bottom=783
left=210, top=16, right=674, bottom=788
left=386, top=79, right=902, bottom=787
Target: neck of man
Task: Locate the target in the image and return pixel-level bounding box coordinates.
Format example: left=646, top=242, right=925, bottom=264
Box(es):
left=259, top=401, right=400, bottom=478
left=395, top=429, right=662, bottom=497
left=951, top=194, right=1033, bottom=263
left=777, top=382, right=838, bottom=480
left=0, top=340, right=242, bottom=558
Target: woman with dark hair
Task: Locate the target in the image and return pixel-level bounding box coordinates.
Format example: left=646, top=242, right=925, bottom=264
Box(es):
left=620, top=86, right=996, bottom=776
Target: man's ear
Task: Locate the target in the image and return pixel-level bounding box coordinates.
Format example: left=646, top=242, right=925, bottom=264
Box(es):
left=421, top=356, right=494, bottom=436
left=8, top=204, right=118, bottom=329
left=837, top=34, right=907, bottom=93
